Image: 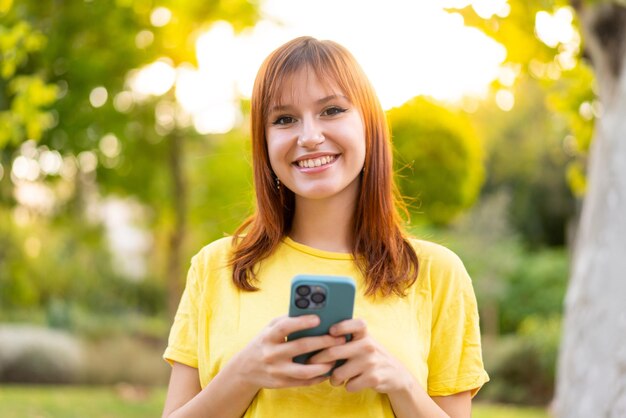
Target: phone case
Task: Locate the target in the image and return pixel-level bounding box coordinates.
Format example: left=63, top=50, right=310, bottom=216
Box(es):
left=287, top=274, right=356, bottom=366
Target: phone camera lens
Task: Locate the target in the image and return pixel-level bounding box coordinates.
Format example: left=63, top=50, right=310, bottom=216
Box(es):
left=311, top=292, right=325, bottom=304
left=295, top=298, right=310, bottom=309
left=296, top=285, right=311, bottom=296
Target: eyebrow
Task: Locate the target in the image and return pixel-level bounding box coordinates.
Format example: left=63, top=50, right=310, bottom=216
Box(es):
left=268, top=94, right=348, bottom=114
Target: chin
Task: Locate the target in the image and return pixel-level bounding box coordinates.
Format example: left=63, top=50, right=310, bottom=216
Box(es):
left=293, top=186, right=348, bottom=201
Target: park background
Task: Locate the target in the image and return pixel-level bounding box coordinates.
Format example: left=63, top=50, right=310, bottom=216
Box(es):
left=1, top=0, right=625, bottom=417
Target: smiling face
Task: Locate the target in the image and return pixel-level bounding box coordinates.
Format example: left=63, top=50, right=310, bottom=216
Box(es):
left=265, top=67, right=366, bottom=204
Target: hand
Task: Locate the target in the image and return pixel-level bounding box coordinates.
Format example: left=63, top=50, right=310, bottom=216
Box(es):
left=308, top=318, right=415, bottom=394
left=229, top=315, right=345, bottom=391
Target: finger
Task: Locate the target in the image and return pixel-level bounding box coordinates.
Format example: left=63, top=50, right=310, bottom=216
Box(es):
left=268, top=315, right=287, bottom=326
left=281, top=361, right=335, bottom=380
left=329, top=318, right=367, bottom=340
left=278, top=334, right=345, bottom=359
left=329, top=358, right=365, bottom=387
left=308, top=337, right=365, bottom=364
left=269, top=315, right=320, bottom=343
left=344, top=374, right=368, bottom=392
left=280, top=373, right=330, bottom=388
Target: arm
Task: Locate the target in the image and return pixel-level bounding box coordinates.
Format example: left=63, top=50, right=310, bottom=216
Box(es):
left=162, top=315, right=344, bottom=418
left=162, top=360, right=258, bottom=418
left=433, top=392, right=472, bottom=418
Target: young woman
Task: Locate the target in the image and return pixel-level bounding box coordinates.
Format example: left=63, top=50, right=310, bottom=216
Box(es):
left=162, top=36, right=489, bottom=418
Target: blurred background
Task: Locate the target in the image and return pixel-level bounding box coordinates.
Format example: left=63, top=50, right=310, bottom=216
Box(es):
left=0, top=0, right=612, bottom=416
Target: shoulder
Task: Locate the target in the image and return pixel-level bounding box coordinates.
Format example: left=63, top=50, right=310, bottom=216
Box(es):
left=190, top=236, right=236, bottom=276
left=408, top=238, right=465, bottom=271
left=408, top=238, right=472, bottom=293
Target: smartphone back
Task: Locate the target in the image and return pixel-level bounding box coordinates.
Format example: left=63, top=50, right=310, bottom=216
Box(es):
left=287, top=274, right=355, bottom=364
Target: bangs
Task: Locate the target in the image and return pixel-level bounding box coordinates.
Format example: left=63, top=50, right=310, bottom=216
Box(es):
left=261, top=39, right=362, bottom=123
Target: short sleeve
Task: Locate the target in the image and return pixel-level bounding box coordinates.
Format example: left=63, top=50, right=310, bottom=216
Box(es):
left=163, top=258, right=201, bottom=368
left=427, top=251, right=489, bottom=397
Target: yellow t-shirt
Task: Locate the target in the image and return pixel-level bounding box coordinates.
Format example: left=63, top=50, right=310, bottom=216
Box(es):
left=164, top=236, right=489, bottom=417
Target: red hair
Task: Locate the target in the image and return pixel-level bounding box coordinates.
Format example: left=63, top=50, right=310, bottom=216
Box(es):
left=230, top=36, right=418, bottom=296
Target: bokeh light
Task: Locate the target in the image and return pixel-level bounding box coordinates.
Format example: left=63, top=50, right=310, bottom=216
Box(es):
left=113, top=91, right=134, bottom=113
left=78, top=151, right=98, bottom=173
left=495, top=89, right=515, bottom=111
left=99, top=134, right=121, bottom=159
left=128, top=60, right=176, bottom=97
left=39, top=150, right=63, bottom=175
left=150, top=7, right=172, bottom=28
left=89, top=86, right=108, bottom=108
left=135, top=30, right=154, bottom=49
left=535, top=7, right=576, bottom=48
left=12, top=156, right=40, bottom=181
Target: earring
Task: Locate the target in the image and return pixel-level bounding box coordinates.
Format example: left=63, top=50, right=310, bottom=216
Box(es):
left=275, top=177, right=281, bottom=190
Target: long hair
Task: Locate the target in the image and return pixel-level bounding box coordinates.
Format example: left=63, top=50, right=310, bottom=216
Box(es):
left=230, top=36, right=418, bottom=296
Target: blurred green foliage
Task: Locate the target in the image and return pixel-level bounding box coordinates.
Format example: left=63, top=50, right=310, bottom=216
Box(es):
left=471, top=76, right=577, bottom=248
left=0, top=0, right=257, bottom=323
left=499, top=250, right=567, bottom=334
left=389, top=97, right=484, bottom=225
left=0, top=17, right=58, bottom=147
left=452, top=0, right=595, bottom=199
left=479, top=315, right=561, bottom=405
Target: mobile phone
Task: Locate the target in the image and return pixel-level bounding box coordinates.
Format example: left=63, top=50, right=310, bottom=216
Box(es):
left=287, top=274, right=356, bottom=367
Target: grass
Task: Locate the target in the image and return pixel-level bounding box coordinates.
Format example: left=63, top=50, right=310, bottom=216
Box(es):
left=0, top=385, right=550, bottom=418
left=0, top=385, right=164, bottom=418
left=475, top=403, right=551, bottom=418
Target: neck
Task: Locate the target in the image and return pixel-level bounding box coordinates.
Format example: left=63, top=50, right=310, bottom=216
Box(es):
left=289, top=185, right=359, bottom=254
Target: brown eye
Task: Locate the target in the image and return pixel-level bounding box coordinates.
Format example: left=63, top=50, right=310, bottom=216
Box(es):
left=272, top=116, right=296, bottom=125
left=322, top=106, right=347, bottom=116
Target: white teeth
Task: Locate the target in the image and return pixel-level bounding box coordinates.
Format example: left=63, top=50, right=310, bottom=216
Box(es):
left=297, top=155, right=336, bottom=168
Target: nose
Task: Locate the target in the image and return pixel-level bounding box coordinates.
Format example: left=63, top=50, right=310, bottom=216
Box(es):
left=297, top=117, right=325, bottom=148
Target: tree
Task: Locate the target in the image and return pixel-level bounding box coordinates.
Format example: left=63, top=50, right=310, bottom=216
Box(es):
left=554, top=2, right=626, bottom=416
left=0, top=0, right=56, bottom=148
left=1, top=1, right=259, bottom=317
left=451, top=0, right=626, bottom=414
left=388, top=97, right=484, bottom=225
left=474, top=76, right=577, bottom=247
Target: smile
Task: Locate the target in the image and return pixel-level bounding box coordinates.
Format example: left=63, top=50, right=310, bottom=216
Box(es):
left=294, top=154, right=338, bottom=169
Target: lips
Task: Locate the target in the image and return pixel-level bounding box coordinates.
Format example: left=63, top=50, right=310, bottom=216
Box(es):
left=292, top=153, right=340, bottom=169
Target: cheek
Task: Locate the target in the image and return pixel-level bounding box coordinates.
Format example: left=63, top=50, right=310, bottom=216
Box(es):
left=346, top=116, right=366, bottom=162
left=349, top=128, right=367, bottom=166
left=266, top=135, right=289, bottom=173
left=356, top=137, right=366, bottom=163
left=266, top=145, right=279, bottom=173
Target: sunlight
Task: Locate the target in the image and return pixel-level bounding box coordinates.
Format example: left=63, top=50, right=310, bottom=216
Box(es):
left=535, top=7, right=576, bottom=48
left=251, top=0, right=507, bottom=108
left=175, top=62, right=238, bottom=134
left=150, top=7, right=172, bottom=28
left=495, top=89, right=515, bottom=111
left=39, top=149, right=63, bottom=175
left=89, top=86, right=108, bottom=108
left=99, top=134, right=121, bottom=159
left=12, top=155, right=40, bottom=181
left=471, top=0, right=510, bottom=19
left=128, top=0, right=525, bottom=134
left=128, top=59, right=176, bottom=97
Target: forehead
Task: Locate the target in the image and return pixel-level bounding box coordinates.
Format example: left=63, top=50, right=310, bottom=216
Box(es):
left=270, top=66, right=345, bottom=107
